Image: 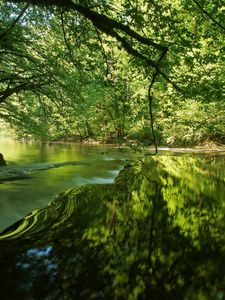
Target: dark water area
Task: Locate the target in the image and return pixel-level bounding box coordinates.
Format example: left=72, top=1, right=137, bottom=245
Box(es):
left=1, top=153, right=225, bottom=299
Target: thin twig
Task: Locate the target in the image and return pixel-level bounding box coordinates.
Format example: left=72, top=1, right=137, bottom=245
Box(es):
left=192, top=0, right=225, bottom=32
left=60, top=11, right=81, bottom=73
left=94, top=28, right=110, bottom=76
left=148, top=72, right=158, bottom=155
left=146, top=48, right=168, bottom=155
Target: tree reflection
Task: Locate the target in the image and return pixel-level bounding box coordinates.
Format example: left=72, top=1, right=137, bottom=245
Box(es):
left=0, top=155, right=225, bottom=299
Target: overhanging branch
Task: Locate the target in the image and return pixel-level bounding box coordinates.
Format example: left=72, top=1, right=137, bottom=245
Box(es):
left=0, top=4, right=29, bottom=41
left=7, top=0, right=183, bottom=92
left=0, top=82, right=46, bottom=103
left=192, top=0, right=225, bottom=32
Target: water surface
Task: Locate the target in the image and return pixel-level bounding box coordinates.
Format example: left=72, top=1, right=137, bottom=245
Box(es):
left=0, top=153, right=225, bottom=299
left=0, top=139, right=129, bottom=231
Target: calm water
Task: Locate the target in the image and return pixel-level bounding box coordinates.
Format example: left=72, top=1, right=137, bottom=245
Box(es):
left=0, top=139, right=130, bottom=231
left=1, top=143, right=225, bottom=299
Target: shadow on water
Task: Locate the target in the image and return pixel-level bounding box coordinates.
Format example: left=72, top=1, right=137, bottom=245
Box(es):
left=0, top=155, right=225, bottom=299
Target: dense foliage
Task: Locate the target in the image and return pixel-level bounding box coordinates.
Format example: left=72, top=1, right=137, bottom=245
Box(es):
left=1, top=0, right=225, bottom=145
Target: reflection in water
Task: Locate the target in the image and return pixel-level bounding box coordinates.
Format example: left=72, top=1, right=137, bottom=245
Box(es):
left=0, top=140, right=129, bottom=230
left=1, top=155, right=225, bottom=299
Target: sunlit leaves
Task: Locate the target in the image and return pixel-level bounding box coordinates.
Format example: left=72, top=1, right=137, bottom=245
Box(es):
left=1, top=0, right=225, bottom=144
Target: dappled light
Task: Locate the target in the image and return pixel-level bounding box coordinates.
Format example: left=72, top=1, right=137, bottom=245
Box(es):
left=1, top=0, right=225, bottom=298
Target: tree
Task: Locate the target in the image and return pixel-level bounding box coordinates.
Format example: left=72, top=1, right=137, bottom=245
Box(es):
left=1, top=0, right=225, bottom=145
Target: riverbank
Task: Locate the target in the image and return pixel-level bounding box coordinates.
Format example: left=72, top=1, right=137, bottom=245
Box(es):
left=45, top=138, right=225, bottom=154
left=2, top=136, right=225, bottom=154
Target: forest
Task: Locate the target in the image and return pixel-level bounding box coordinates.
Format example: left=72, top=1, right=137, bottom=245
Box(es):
left=1, top=0, right=225, bottom=146
left=1, top=1, right=225, bottom=299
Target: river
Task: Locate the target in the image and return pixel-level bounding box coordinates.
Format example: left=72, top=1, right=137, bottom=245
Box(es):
left=0, top=139, right=131, bottom=231
left=1, top=140, right=225, bottom=299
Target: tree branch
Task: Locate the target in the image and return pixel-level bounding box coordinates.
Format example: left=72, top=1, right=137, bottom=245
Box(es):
left=8, top=1, right=168, bottom=55
left=60, top=12, right=81, bottom=73
left=0, top=4, right=29, bottom=41
left=94, top=28, right=110, bottom=77
left=110, top=30, right=182, bottom=92
left=0, top=82, right=46, bottom=103
left=192, top=0, right=225, bottom=32
left=9, top=1, right=168, bottom=50
left=7, top=0, right=182, bottom=92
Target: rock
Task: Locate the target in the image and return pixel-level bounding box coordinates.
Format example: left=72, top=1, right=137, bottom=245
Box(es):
left=0, top=153, right=7, bottom=166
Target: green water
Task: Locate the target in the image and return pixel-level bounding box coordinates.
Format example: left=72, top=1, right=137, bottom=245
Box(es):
left=1, top=152, right=225, bottom=299
left=0, top=139, right=129, bottom=231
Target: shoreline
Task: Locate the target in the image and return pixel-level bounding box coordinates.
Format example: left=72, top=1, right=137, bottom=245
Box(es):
left=2, top=136, right=225, bottom=153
